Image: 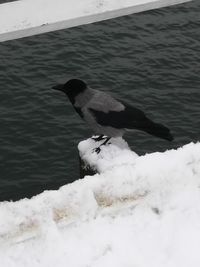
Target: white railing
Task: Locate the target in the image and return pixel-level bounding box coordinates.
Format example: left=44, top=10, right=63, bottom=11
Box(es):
left=0, top=0, right=192, bottom=42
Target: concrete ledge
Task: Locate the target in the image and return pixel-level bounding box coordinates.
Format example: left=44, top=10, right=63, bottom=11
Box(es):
left=0, top=0, right=192, bottom=42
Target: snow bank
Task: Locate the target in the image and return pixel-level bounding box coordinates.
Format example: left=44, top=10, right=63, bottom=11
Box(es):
left=0, top=138, right=200, bottom=267
left=0, top=0, right=192, bottom=42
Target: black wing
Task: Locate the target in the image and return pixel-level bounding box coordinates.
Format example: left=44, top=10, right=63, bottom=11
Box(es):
left=89, top=104, right=173, bottom=141
left=89, top=104, right=146, bottom=128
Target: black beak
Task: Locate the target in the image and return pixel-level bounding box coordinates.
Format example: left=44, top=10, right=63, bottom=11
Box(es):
left=52, top=84, right=64, bottom=91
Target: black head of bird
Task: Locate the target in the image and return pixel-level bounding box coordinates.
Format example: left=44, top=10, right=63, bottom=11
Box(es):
left=52, top=79, right=87, bottom=99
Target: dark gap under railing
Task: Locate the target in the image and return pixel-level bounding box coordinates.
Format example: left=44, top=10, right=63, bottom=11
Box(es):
left=0, top=0, right=18, bottom=4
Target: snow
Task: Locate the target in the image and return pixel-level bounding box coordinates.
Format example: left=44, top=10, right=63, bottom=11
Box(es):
left=0, top=0, right=192, bottom=42
left=78, top=137, right=138, bottom=173
left=0, top=137, right=200, bottom=267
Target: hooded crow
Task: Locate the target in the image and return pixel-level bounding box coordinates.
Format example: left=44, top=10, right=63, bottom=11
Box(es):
left=52, top=79, right=173, bottom=152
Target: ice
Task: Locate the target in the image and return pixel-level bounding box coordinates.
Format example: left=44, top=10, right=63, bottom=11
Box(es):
left=0, top=138, right=200, bottom=266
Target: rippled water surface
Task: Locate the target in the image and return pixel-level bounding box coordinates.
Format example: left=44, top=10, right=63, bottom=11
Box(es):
left=0, top=1, right=199, bottom=201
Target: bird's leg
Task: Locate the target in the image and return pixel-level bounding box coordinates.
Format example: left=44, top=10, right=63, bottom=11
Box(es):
left=93, top=137, right=111, bottom=154
left=92, top=135, right=105, bottom=142
left=101, top=137, right=111, bottom=146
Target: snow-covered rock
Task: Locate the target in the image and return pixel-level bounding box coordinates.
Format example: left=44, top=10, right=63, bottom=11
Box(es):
left=0, top=138, right=200, bottom=267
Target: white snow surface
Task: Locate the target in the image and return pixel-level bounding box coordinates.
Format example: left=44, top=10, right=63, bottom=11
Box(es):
left=1, top=137, right=200, bottom=267
left=0, top=0, right=192, bottom=42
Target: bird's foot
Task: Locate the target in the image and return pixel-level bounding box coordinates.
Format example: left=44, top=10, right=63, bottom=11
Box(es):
left=93, top=147, right=101, bottom=154
left=93, top=137, right=111, bottom=154
left=92, top=135, right=106, bottom=142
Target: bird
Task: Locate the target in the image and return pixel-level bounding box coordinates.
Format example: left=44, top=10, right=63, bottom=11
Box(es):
left=52, top=79, right=173, bottom=153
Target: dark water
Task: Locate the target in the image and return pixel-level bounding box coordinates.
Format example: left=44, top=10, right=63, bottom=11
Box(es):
left=0, top=1, right=199, bottom=201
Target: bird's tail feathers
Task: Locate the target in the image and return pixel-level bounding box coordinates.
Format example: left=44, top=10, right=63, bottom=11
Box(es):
left=140, top=120, right=174, bottom=141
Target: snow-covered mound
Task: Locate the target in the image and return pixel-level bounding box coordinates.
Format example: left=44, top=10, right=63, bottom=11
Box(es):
left=78, top=137, right=138, bottom=173
left=0, top=138, right=200, bottom=267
